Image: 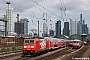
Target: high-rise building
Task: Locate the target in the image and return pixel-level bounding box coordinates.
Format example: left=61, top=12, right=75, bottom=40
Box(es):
left=82, top=24, right=89, bottom=34
left=77, top=14, right=89, bottom=35
left=80, top=14, right=82, bottom=24
left=77, top=21, right=83, bottom=35
left=43, top=23, right=48, bottom=37
left=14, top=22, right=24, bottom=34
left=49, top=30, right=54, bottom=36
left=70, top=20, right=77, bottom=36
left=55, top=20, right=61, bottom=36
left=6, top=2, right=13, bottom=35
left=20, top=18, right=29, bottom=34
left=77, top=14, right=83, bottom=35
left=63, top=22, right=69, bottom=36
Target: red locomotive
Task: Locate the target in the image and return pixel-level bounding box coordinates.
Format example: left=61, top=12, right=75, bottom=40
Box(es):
left=69, top=39, right=83, bottom=48
left=22, top=37, right=47, bottom=56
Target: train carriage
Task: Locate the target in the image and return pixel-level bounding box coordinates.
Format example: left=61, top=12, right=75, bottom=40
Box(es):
left=44, top=37, right=59, bottom=50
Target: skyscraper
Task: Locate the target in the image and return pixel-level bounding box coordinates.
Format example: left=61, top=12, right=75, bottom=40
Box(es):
left=77, top=14, right=89, bottom=35
left=14, top=22, right=24, bottom=34
left=63, top=22, right=69, bottom=36
left=49, top=30, right=54, bottom=36
left=77, top=21, right=82, bottom=35
left=70, top=20, right=77, bottom=36
left=43, top=23, right=48, bottom=37
left=20, top=18, right=29, bottom=34
left=82, top=24, right=89, bottom=34
left=77, top=14, right=83, bottom=35
left=55, top=20, right=61, bottom=36
left=80, top=14, right=82, bottom=24
left=6, top=2, right=13, bottom=35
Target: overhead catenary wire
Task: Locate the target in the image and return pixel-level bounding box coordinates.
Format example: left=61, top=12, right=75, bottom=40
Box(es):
left=25, top=0, right=44, bottom=15
left=3, top=0, right=63, bottom=20
left=40, top=0, right=44, bottom=7
left=3, top=0, right=23, bottom=12
left=34, top=0, right=44, bottom=15
left=27, top=0, right=61, bottom=22
left=3, top=0, right=68, bottom=21
left=30, top=0, right=62, bottom=19
left=51, top=0, right=63, bottom=19
left=59, top=0, right=65, bottom=20
left=3, top=0, right=36, bottom=16
left=24, top=0, right=47, bottom=23
left=51, top=0, right=62, bottom=12
left=40, top=0, right=48, bottom=22
left=59, top=0, right=71, bottom=21
left=25, top=0, right=61, bottom=21
left=61, top=0, right=71, bottom=20
left=61, top=0, right=66, bottom=16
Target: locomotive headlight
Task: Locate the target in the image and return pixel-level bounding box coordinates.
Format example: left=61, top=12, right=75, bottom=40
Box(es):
left=84, top=41, right=86, bottom=44
left=24, top=46, right=27, bottom=48
left=31, top=46, right=34, bottom=48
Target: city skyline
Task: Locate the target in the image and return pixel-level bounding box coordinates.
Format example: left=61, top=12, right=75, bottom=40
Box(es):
left=0, top=0, right=90, bottom=36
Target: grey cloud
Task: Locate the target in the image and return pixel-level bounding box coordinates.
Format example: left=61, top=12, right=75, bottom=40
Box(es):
left=3, top=0, right=36, bottom=12
left=0, top=1, right=6, bottom=11
left=65, top=0, right=90, bottom=13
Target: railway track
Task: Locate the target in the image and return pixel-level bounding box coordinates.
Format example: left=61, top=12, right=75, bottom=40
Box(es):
left=13, top=47, right=77, bottom=60
left=0, top=50, right=21, bottom=55
left=60, top=45, right=89, bottom=60
left=0, top=50, right=22, bottom=60
left=0, top=46, right=83, bottom=60
left=5, top=47, right=67, bottom=60
left=34, top=47, right=77, bottom=60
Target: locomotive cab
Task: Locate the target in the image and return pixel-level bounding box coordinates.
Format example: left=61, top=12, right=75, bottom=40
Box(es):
left=72, top=39, right=82, bottom=48
left=22, top=38, right=41, bottom=55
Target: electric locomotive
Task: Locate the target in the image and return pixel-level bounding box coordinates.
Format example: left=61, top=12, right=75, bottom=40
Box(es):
left=22, top=37, right=46, bottom=56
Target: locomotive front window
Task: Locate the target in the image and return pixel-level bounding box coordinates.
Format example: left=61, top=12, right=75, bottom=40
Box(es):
left=25, top=40, right=34, bottom=44
left=74, top=41, right=78, bottom=44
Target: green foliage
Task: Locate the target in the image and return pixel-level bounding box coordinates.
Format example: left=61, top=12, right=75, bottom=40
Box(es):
left=7, top=47, right=9, bottom=50
left=17, top=47, right=22, bottom=50
left=1, top=47, right=5, bottom=50
left=1, top=47, right=6, bottom=51
left=12, top=46, right=16, bottom=49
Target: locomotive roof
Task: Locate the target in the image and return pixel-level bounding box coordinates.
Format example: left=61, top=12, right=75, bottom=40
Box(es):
left=39, top=39, right=45, bottom=40
left=73, top=39, right=81, bottom=41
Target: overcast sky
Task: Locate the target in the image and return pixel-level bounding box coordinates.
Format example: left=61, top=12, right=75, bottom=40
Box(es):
left=0, top=0, right=90, bottom=35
